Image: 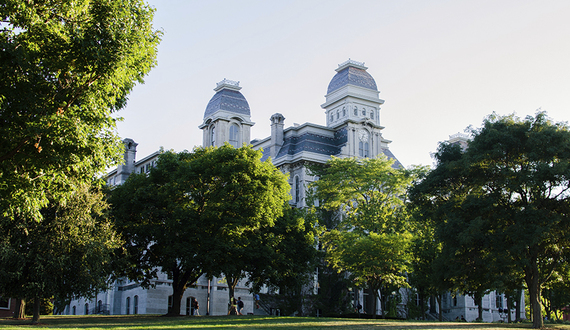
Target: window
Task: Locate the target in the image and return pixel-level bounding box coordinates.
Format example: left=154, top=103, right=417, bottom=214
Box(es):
left=342, top=107, right=346, bottom=117
left=72, top=306, right=76, bottom=315
left=0, top=296, right=10, bottom=309
left=496, top=294, right=503, bottom=309
left=85, top=303, right=89, bottom=315
left=98, top=300, right=102, bottom=313
left=354, top=106, right=358, bottom=116
left=295, top=176, right=300, bottom=204
left=336, top=111, right=339, bottom=119
left=370, top=110, right=374, bottom=119
left=168, top=295, right=173, bottom=314
left=134, top=296, right=138, bottom=314
left=330, top=113, right=334, bottom=122
left=126, top=297, right=130, bottom=315
left=362, top=108, right=366, bottom=116
left=359, top=142, right=369, bottom=158
left=211, top=126, right=216, bottom=146
left=229, top=124, right=239, bottom=147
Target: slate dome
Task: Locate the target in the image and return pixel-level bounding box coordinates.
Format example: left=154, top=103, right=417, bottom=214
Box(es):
left=326, top=60, right=378, bottom=94
left=204, top=79, right=250, bottom=118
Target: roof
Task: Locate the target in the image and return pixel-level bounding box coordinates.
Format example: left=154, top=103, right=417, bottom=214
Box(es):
left=204, top=82, right=251, bottom=118
left=327, top=65, right=378, bottom=94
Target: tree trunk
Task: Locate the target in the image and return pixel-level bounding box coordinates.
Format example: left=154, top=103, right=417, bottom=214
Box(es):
left=226, top=274, right=239, bottom=314
left=373, top=289, right=380, bottom=319
left=515, top=289, right=522, bottom=322
left=476, top=294, right=483, bottom=321
left=31, top=297, right=40, bottom=324
left=168, top=268, right=193, bottom=316
left=13, top=298, right=25, bottom=319
left=419, top=291, right=426, bottom=320
left=506, top=294, right=512, bottom=323
left=437, top=293, right=443, bottom=322
left=525, top=259, right=543, bottom=329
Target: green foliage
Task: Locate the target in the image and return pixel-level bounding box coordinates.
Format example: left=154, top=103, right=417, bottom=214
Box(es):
left=25, top=297, right=53, bottom=316
left=0, top=183, right=121, bottom=321
left=109, top=145, right=291, bottom=315
left=0, top=0, right=161, bottom=221
left=310, top=156, right=423, bottom=317
left=410, top=112, right=570, bottom=328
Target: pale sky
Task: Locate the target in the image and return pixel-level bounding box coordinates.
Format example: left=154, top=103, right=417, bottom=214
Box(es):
left=116, top=0, right=570, bottom=168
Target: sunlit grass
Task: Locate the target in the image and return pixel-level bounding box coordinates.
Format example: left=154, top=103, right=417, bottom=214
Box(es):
left=1, top=315, right=570, bottom=330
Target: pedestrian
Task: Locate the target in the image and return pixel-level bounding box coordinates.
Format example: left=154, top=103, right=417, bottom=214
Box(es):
left=228, top=297, right=237, bottom=315
left=194, top=300, right=200, bottom=316
left=237, top=297, right=244, bottom=315
left=254, top=293, right=260, bottom=309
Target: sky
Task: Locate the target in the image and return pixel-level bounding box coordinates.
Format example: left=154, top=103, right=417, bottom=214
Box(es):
left=116, top=0, right=570, bottom=168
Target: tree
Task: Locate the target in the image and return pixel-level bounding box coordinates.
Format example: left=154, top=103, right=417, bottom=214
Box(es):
left=109, top=146, right=291, bottom=316
left=248, top=206, right=320, bottom=316
left=0, top=0, right=161, bottom=221
left=0, top=183, right=121, bottom=323
left=410, top=112, right=570, bottom=328
left=310, top=156, right=422, bottom=317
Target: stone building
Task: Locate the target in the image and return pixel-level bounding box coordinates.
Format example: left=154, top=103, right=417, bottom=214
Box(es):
left=60, top=59, right=524, bottom=320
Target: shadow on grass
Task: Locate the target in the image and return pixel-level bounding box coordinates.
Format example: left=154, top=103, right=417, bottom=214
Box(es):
left=0, top=315, right=560, bottom=330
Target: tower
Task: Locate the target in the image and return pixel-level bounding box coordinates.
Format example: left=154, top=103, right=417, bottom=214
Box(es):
left=199, top=79, right=255, bottom=148
left=321, top=59, right=392, bottom=159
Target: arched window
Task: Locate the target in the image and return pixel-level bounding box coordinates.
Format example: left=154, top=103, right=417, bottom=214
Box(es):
left=359, top=142, right=370, bottom=158
left=72, top=306, right=76, bottom=315
left=98, top=300, right=102, bottom=313
left=295, top=176, right=300, bottom=204
left=330, top=113, right=334, bottom=122
left=126, top=297, right=130, bottom=315
left=211, top=126, right=216, bottom=146
left=229, top=124, right=239, bottom=147
left=370, top=110, right=374, bottom=119
left=362, top=108, right=366, bottom=116
left=85, top=303, right=89, bottom=315
left=336, top=111, right=339, bottom=119
left=354, top=106, right=358, bottom=116
left=134, top=296, right=138, bottom=314
left=342, top=107, right=346, bottom=117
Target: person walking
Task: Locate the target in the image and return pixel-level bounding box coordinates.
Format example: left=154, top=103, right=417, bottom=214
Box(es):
left=237, top=297, right=244, bottom=315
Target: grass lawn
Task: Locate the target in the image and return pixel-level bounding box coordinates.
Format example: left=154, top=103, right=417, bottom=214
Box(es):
left=1, top=315, right=570, bottom=330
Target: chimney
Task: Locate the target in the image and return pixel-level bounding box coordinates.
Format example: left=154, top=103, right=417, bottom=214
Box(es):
left=117, top=138, right=138, bottom=183
left=270, top=113, right=285, bottom=159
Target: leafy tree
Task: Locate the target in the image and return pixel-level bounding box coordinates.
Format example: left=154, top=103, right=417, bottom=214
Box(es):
left=410, top=112, right=570, bottom=328
left=109, top=146, right=291, bottom=316
left=310, top=156, right=422, bottom=317
left=248, top=206, right=320, bottom=316
left=0, top=183, right=121, bottom=323
left=0, top=0, right=161, bottom=221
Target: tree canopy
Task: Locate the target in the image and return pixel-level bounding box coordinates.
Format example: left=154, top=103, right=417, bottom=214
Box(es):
left=410, top=112, right=570, bottom=328
left=0, top=183, right=121, bottom=323
left=109, top=145, right=291, bottom=315
left=0, top=0, right=161, bottom=221
left=310, top=156, right=423, bottom=317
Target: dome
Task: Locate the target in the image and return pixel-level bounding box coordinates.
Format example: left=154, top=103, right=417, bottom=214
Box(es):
left=326, top=59, right=378, bottom=94
left=204, top=79, right=250, bottom=118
